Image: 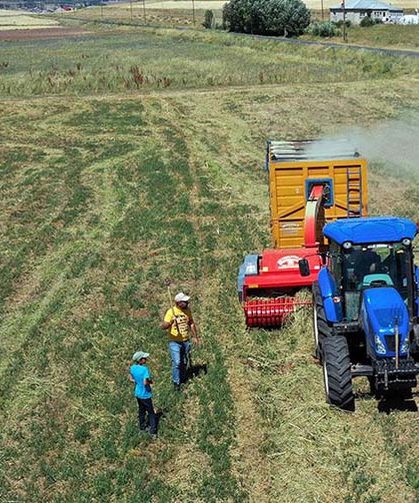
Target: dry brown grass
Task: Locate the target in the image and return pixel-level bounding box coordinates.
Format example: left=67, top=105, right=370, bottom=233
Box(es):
left=0, top=9, right=60, bottom=30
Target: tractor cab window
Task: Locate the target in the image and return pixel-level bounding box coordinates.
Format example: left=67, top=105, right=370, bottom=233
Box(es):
left=341, top=243, right=411, bottom=320
left=343, top=244, right=409, bottom=293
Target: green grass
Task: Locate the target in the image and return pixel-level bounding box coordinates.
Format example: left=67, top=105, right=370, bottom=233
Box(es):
left=0, top=27, right=418, bottom=97
left=304, top=23, right=419, bottom=51
left=1, top=24, right=419, bottom=502
left=345, top=24, right=419, bottom=50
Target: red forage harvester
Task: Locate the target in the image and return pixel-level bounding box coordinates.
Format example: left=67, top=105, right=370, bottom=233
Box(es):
left=237, top=140, right=368, bottom=327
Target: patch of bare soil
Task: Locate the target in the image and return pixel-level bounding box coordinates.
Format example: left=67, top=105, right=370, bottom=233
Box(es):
left=0, top=26, right=90, bottom=41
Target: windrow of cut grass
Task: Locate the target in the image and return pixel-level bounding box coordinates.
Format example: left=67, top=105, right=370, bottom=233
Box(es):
left=1, top=73, right=419, bottom=501
left=1, top=27, right=418, bottom=97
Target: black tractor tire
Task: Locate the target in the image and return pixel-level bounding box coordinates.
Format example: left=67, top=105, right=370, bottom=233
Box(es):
left=322, top=335, right=355, bottom=412
left=312, top=282, right=332, bottom=362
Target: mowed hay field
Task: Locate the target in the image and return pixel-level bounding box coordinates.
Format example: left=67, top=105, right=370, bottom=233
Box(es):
left=1, top=27, right=419, bottom=502
left=0, top=9, right=60, bottom=30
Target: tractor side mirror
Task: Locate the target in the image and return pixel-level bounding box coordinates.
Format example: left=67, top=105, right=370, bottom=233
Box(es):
left=299, top=258, right=310, bottom=277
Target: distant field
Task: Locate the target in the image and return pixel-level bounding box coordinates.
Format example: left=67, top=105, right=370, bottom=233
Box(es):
left=305, top=23, right=419, bottom=50
left=0, top=26, right=89, bottom=40
left=60, top=4, right=419, bottom=51
left=303, top=0, right=418, bottom=6
left=139, top=0, right=418, bottom=9
left=62, top=3, right=211, bottom=26
left=145, top=0, right=226, bottom=8
left=0, top=8, right=60, bottom=30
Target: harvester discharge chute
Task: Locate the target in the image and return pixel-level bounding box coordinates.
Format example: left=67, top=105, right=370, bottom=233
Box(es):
left=238, top=140, right=368, bottom=328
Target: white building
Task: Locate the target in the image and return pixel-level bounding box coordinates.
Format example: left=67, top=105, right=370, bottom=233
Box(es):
left=399, top=13, right=419, bottom=24
left=330, top=0, right=404, bottom=25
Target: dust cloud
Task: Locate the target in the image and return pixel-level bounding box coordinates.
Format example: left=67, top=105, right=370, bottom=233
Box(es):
left=307, top=115, right=419, bottom=174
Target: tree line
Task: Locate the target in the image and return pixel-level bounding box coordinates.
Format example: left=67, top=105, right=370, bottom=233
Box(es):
left=222, top=0, right=311, bottom=37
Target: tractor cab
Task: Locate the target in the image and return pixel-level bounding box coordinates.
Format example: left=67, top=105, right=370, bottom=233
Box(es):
left=329, top=240, right=415, bottom=322
left=323, top=217, right=417, bottom=324
left=307, top=216, right=419, bottom=410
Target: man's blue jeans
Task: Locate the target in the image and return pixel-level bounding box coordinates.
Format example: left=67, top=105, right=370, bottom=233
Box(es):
left=169, top=340, right=191, bottom=385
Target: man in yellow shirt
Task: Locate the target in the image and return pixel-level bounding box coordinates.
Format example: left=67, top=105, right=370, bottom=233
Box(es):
left=161, top=292, right=200, bottom=391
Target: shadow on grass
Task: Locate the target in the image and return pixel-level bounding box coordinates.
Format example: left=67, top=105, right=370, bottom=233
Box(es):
left=187, top=363, right=208, bottom=381
left=377, top=394, right=418, bottom=414
left=156, top=410, right=165, bottom=430
left=354, top=388, right=418, bottom=413
left=354, top=391, right=376, bottom=401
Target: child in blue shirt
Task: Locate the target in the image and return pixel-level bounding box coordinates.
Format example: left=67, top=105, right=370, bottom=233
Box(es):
left=130, top=351, right=157, bottom=438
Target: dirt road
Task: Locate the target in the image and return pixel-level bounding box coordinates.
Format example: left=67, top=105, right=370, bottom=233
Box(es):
left=0, top=26, right=90, bottom=41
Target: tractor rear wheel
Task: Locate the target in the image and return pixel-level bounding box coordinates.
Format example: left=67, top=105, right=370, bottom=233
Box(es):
left=322, top=336, right=355, bottom=411
left=312, top=282, right=332, bottom=362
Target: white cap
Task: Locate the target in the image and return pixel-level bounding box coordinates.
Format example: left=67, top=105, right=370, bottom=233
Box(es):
left=175, top=292, right=190, bottom=303
left=132, top=351, right=149, bottom=361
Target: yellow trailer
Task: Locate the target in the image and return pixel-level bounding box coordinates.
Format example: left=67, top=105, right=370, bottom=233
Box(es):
left=267, top=140, right=368, bottom=249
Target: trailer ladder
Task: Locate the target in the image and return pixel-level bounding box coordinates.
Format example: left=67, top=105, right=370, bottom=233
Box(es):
left=346, top=166, right=362, bottom=218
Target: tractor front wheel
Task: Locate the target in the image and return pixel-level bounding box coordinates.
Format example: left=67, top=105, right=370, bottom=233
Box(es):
left=322, top=336, right=355, bottom=412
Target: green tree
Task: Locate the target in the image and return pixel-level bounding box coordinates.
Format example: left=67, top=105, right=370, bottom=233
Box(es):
left=203, top=9, right=215, bottom=29
left=308, top=21, right=339, bottom=37
left=223, top=0, right=310, bottom=37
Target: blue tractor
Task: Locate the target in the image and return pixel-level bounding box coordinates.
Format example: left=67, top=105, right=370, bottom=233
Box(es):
left=299, top=216, right=419, bottom=411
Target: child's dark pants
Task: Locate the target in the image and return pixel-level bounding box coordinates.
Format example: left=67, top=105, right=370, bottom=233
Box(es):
left=137, top=398, right=157, bottom=434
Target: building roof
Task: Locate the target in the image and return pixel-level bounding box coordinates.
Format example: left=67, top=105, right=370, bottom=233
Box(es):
left=324, top=217, right=417, bottom=245
left=330, top=0, right=403, bottom=11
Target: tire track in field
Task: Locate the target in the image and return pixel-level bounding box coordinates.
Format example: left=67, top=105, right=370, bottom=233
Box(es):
left=170, top=96, right=276, bottom=500
left=367, top=160, right=419, bottom=502
left=165, top=90, right=335, bottom=501
left=367, top=162, right=419, bottom=501
left=143, top=96, right=247, bottom=501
